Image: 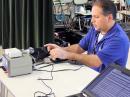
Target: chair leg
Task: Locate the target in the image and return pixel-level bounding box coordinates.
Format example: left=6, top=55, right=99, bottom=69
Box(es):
left=78, top=17, right=82, bottom=31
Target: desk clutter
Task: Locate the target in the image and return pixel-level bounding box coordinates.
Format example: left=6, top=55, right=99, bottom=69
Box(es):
left=0, top=48, right=86, bottom=97
left=0, top=48, right=130, bottom=97
left=1, top=48, right=32, bottom=77
left=1, top=47, right=80, bottom=77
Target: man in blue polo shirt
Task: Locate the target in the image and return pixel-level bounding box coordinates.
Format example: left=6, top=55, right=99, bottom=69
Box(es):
left=45, top=0, right=129, bottom=72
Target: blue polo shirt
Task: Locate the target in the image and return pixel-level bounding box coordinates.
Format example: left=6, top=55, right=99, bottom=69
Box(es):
left=79, top=23, right=129, bottom=72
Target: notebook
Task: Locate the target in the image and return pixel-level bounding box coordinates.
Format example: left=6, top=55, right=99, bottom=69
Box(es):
left=67, top=64, right=130, bottom=97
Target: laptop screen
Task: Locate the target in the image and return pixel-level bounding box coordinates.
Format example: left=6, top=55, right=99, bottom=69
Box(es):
left=83, top=65, right=130, bottom=97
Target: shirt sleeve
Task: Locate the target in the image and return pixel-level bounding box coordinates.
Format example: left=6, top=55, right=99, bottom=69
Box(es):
left=79, top=27, right=94, bottom=51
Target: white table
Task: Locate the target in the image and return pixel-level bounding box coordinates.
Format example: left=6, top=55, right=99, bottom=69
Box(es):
left=0, top=63, right=99, bottom=97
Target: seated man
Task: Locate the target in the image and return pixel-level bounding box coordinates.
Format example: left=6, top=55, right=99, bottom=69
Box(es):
left=45, top=0, right=129, bottom=72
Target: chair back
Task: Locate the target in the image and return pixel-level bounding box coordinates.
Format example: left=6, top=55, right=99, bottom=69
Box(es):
left=74, top=0, right=88, bottom=5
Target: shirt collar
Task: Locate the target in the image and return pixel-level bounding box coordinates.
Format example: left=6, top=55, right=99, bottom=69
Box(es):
left=103, top=22, right=118, bottom=39
left=94, top=23, right=118, bottom=42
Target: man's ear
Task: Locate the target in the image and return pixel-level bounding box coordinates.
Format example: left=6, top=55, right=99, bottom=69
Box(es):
left=108, top=14, right=113, bottom=21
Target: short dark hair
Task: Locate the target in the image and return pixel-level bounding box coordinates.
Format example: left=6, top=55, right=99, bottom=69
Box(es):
left=92, top=0, right=117, bottom=20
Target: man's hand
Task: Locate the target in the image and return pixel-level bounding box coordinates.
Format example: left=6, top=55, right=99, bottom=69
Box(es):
left=44, top=43, right=60, bottom=51
left=50, top=48, right=69, bottom=60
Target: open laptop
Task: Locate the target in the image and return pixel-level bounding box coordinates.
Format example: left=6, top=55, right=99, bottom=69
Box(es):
left=67, top=64, right=130, bottom=97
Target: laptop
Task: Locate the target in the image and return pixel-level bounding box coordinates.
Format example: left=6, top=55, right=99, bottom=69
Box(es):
left=67, top=64, right=130, bottom=97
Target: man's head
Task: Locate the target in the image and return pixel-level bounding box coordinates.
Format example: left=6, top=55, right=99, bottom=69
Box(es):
left=91, top=0, right=117, bottom=32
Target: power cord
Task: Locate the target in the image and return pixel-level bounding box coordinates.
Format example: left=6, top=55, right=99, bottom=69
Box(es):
left=34, top=63, right=55, bottom=97
left=37, top=63, right=54, bottom=80
left=33, top=61, right=84, bottom=97
left=34, top=80, right=56, bottom=97
left=34, top=65, right=84, bottom=72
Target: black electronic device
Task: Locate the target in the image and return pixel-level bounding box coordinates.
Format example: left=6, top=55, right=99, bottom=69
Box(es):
left=28, top=47, right=50, bottom=63
left=27, top=46, right=68, bottom=64
left=67, top=64, right=130, bottom=97
left=50, top=58, right=67, bottom=63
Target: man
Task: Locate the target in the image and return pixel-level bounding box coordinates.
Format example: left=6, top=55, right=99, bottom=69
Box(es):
left=45, top=0, right=129, bottom=72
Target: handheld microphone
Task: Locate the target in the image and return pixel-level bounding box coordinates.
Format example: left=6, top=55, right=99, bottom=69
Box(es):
left=23, top=47, right=50, bottom=63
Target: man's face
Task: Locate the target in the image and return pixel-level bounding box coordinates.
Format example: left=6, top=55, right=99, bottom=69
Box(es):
left=91, top=5, right=109, bottom=31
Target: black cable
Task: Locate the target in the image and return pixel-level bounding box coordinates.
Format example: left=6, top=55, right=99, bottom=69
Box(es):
left=34, top=65, right=84, bottom=72
left=37, top=63, right=54, bottom=80
left=33, top=62, right=83, bottom=97
left=34, top=63, right=55, bottom=97
left=40, top=80, right=55, bottom=97
left=33, top=64, right=53, bottom=71
left=32, top=57, right=55, bottom=71
left=34, top=91, right=47, bottom=97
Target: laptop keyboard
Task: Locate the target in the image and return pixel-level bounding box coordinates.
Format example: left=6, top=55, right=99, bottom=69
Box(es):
left=91, top=69, right=130, bottom=97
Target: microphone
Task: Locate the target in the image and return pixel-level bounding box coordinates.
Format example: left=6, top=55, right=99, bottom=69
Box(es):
left=22, top=47, right=34, bottom=54
left=23, top=47, right=50, bottom=63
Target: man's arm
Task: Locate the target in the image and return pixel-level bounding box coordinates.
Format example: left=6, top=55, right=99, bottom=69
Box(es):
left=63, top=44, right=85, bottom=54
left=67, top=52, right=102, bottom=67
left=50, top=47, right=102, bottom=67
